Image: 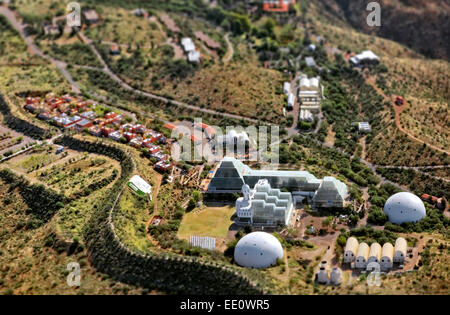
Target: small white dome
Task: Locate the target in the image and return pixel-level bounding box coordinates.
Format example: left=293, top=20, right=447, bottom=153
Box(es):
left=234, top=232, right=283, bottom=268
left=383, top=192, right=426, bottom=224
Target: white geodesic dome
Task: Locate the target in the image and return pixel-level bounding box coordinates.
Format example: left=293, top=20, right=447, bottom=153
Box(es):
left=383, top=192, right=426, bottom=224
left=234, top=232, right=283, bottom=268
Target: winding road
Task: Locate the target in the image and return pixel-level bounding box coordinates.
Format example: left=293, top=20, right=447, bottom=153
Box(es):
left=1, top=6, right=260, bottom=124
left=1, top=6, right=448, bottom=188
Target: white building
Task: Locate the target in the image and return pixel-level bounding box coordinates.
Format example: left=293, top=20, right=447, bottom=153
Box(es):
left=235, top=179, right=294, bottom=227
left=181, top=37, right=200, bottom=63
left=287, top=93, right=295, bottom=110
left=214, top=129, right=251, bottom=154
left=234, top=232, right=283, bottom=268
left=383, top=192, right=426, bottom=224
left=350, top=50, right=379, bottom=66
left=283, top=82, right=291, bottom=95
left=355, top=242, right=369, bottom=269
left=380, top=243, right=394, bottom=270
left=127, top=175, right=152, bottom=199
left=344, top=237, right=358, bottom=263
left=394, top=237, right=407, bottom=264
left=299, top=109, right=313, bottom=122
left=188, top=50, right=200, bottom=63
left=298, top=75, right=321, bottom=113
left=181, top=37, right=195, bottom=52
left=358, top=122, right=371, bottom=133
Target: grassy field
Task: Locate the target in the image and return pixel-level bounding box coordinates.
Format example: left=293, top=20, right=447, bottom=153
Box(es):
left=113, top=187, right=154, bottom=253
left=177, top=205, right=235, bottom=240
left=84, top=6, right=167, bottom=48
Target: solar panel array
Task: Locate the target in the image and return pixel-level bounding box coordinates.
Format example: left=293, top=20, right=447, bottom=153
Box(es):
left=189, top=236, right=216, bottom=250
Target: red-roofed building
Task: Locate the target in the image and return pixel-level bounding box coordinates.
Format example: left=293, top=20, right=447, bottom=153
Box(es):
left=105, top=112, right=118, bottom=120
left=147, top=145, right=161, bottom=155
left=155, top=160, right=172, bottom=172
left=101, top=127, right=115, bottom=137
left=263, top=0, right=295, bottom=12
left=164, top=123, right=176, bottom=130
left=124, top=132, right=136, bottom=142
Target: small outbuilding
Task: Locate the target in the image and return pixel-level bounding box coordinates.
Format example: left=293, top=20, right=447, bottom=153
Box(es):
left=344, top=237, right=358, bottom=263
left=394, top=237, right=407, bottom=264
left=127, top=175, right=152, bottom=200
left=380, top=243, right=394, bottom=270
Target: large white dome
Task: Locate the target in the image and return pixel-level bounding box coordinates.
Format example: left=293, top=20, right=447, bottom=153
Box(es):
left=383, top=192, right=426, bottom=224
left=234, top=232, right=283, bottom=268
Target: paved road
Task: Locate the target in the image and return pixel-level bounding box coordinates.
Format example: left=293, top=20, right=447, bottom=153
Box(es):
left=78, top=29, right=260, bottom=124
left=0, top=7, right=82, bottom=94
left=223, top=33, right=234, bottom=63
left=2, top=6, right=260, bottom=124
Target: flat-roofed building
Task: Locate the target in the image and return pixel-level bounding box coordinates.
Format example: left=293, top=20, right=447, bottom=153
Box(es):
left=298, top=75, right=321, bottom=113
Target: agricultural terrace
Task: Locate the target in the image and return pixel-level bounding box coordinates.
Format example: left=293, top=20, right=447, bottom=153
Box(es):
left=0, top=175, right=146, bottom=295
left=177, top=205, right=236, bottom=241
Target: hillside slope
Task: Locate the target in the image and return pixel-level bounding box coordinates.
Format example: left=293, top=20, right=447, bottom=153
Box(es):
left=318, top=0, right=450, bottom=60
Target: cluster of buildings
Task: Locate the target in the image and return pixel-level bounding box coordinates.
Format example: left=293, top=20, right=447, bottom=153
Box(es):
left=344, top=237, right=407, bottom=271
left=23, top=94, right=172, bottom=172
left=181, top=37, right=200, bottom=63
left=208, top=157, right=347, bottom=226
left=421, top=194, right=446, bottom=210
left=298, top=75, right=321, bottom=122
left=283, top=75, right=322, bottom=123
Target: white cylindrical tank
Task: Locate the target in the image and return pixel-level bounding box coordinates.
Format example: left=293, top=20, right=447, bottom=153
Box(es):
left=330, top=267, right=342, bottom=285
left=317, top=262, right=329, bottom=284
left=234, top=232, right=283, bottom=268
left=383, top=192, right=426, bottom=224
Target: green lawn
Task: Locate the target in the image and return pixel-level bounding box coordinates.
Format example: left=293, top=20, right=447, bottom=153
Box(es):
left=177, top=205, right=235, bottom=240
